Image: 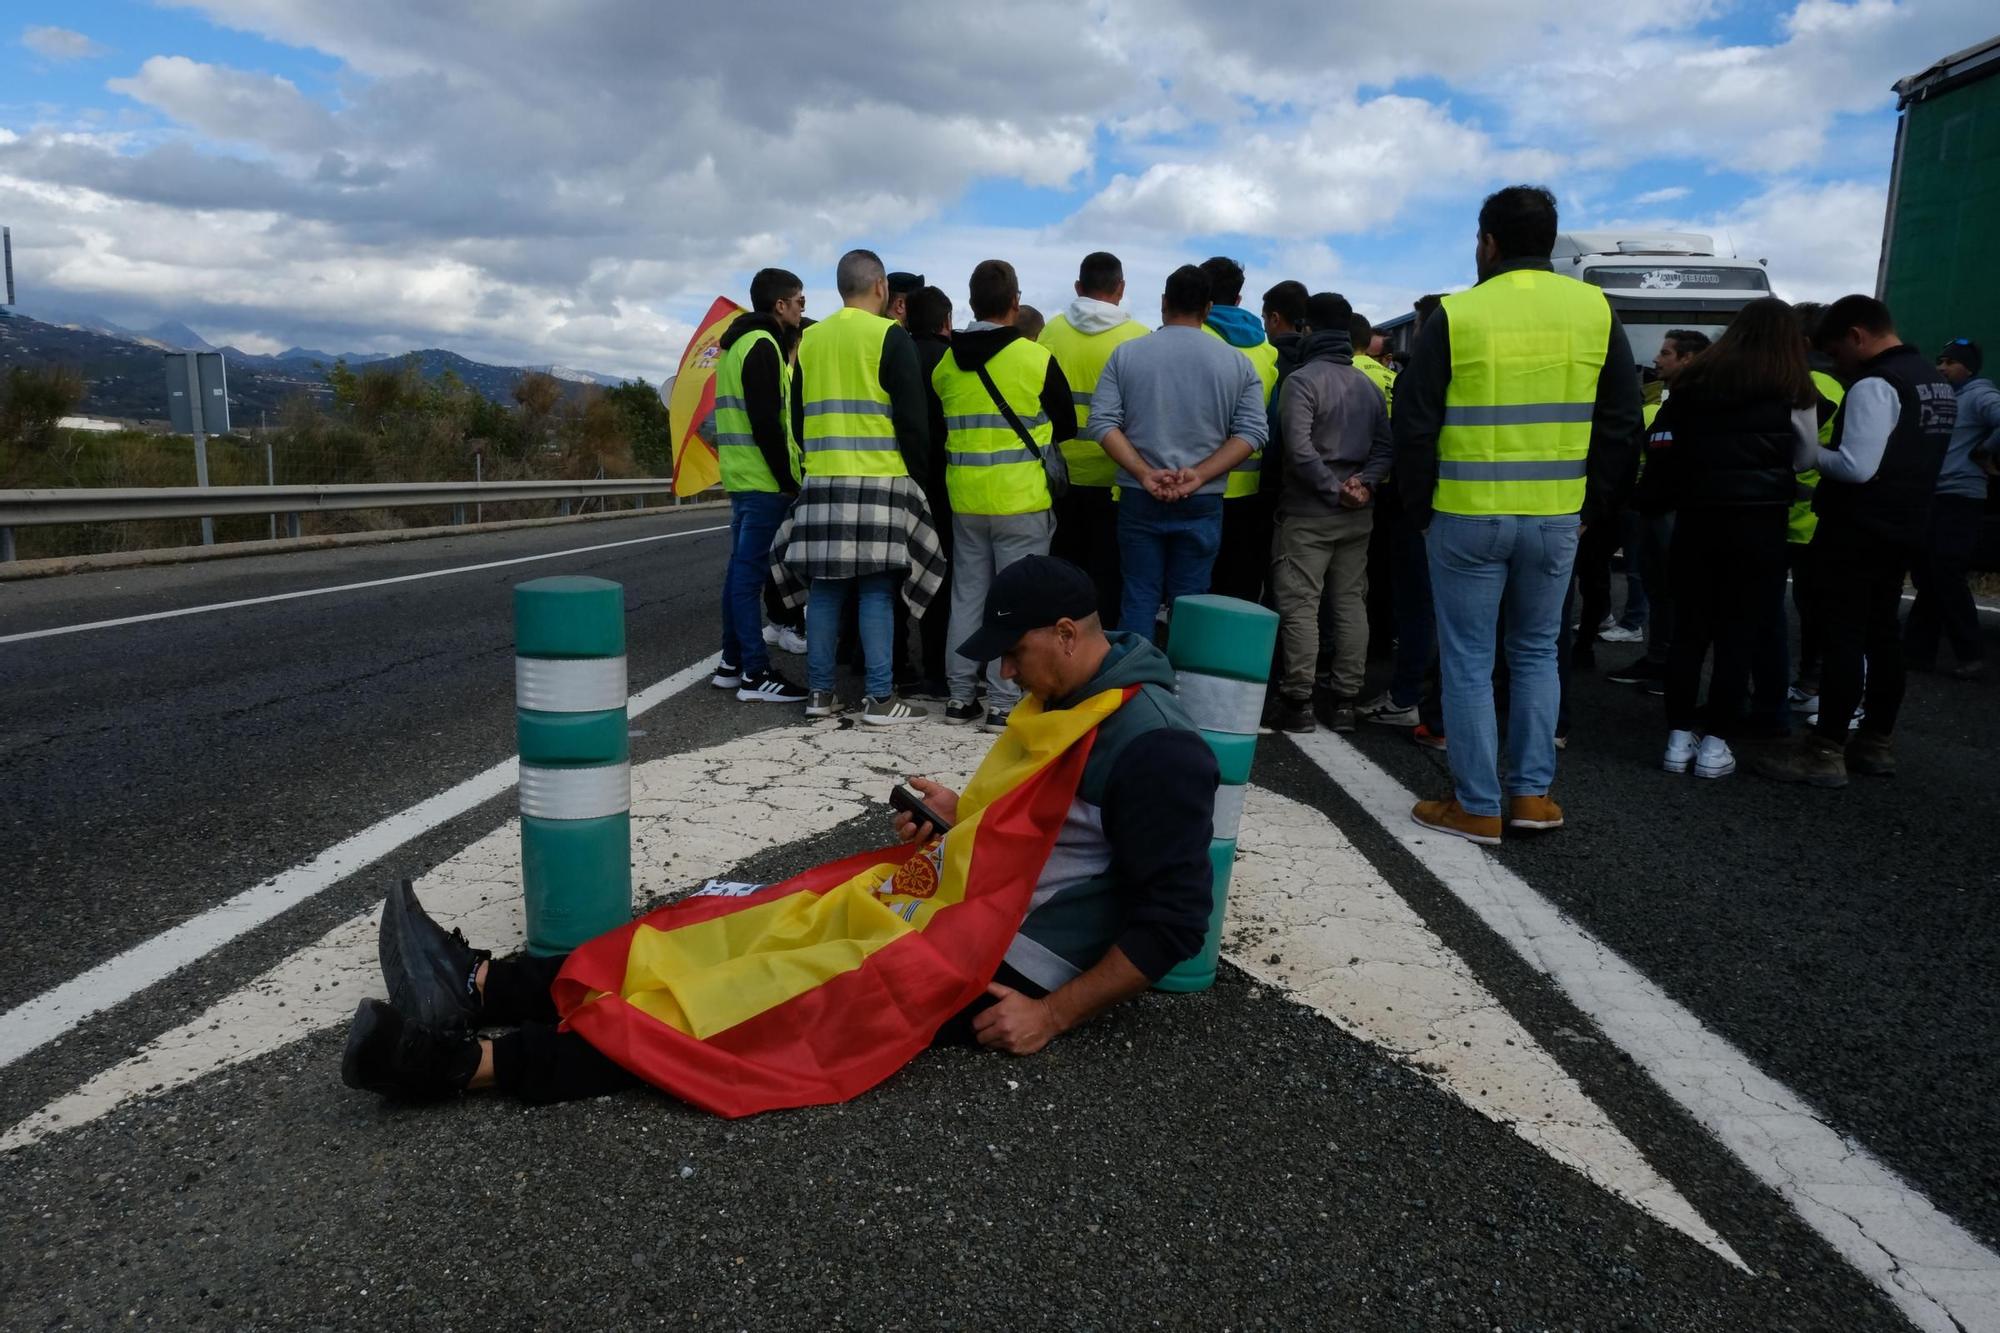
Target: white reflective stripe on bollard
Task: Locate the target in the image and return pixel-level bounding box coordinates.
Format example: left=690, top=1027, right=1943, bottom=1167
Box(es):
left=1210, top=784, right=1246, bottom=842
left=515, top=655, right=629, bottom=713
left=1174, top=671, right=1266, bottom=735
left=518, top=762, right=631, bottom=819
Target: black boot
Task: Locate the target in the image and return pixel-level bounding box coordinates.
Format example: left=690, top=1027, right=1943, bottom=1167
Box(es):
left=340, top=999, right=481, bottom=1101
left=378, top=879, right=487, bottom=1031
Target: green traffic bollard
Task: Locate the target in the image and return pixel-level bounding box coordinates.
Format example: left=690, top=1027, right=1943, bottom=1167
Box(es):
left=515, top=576, right=632, bottom=955
left=1155, top=593, right=1279, bottom=993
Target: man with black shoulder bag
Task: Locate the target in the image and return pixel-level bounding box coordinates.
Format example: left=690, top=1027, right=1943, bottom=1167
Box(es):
left=931, top=258, right=1079, bottom=732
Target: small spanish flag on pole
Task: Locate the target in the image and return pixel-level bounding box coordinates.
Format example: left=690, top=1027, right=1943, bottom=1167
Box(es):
left=667, top=296, right=746, bottom=497
left=552, top=687, right=1131, bottom=1117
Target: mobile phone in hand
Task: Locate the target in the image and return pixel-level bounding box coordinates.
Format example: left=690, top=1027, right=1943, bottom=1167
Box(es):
left=890, top=782, right=954, bottom=837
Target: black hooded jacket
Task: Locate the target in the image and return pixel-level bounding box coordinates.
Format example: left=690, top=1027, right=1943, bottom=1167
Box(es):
left=715, top=313, right=799, bottom=494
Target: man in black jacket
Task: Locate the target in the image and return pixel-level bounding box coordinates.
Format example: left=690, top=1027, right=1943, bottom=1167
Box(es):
left=909, top=284, right=957, bottom=698
left=1754, top=295, right=1956, bottom=787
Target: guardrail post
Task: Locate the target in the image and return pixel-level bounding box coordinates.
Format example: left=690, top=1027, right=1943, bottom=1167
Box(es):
left=1, top=526, right=13, bottom=562
left=559, top=497, right=572, bottom=518
left=453, top=503, right=466, bottom=526
left=286, top=512, right=301, bottom=540
left=514, top=576, right=632, bottom=955
left=1155, top=593, right=1278, bottom=993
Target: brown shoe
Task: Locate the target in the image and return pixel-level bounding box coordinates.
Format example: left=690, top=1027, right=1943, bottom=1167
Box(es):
left=1750, top=732, right=1848, bottom=788
left=1846, top=729, right=1896, bottom=777
left=1507, top=794, right=1566, bottom=830
left=1411, top=798, right=1502, bottom=846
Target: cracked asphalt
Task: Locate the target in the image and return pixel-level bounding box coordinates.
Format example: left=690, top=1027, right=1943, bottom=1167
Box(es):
left=0, top=517, right=1987, bottom=1329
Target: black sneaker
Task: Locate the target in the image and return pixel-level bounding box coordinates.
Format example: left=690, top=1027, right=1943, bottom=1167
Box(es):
left=1606, top=657, right=1664, bottom=686
left=944, top=699, right=982, bottom=725
left=710, top=662, right=743, bottom=689
left=982, top=707, right=1012, bottom=734
left=340, top=999, right=481, bottom=1101
left=378, top=879, right=487, bottom=1031
left=1325, top=703, right=1359, bottom=734
left=736, top=669, right=810, bottom=704
left=1271, top=696, right=1316, bottom=733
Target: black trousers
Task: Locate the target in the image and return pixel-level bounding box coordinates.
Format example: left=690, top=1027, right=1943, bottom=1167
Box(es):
left=482, top=954, right=1046, bottom=1106
left=1813, top=520, right=1916, bottom=742
left=1662, top=507, right=1790, bottom=735
left=1052, top=486, right=1123, bottom=622
left=1212, top=490, right=1277, bottom=604
left=1788, top=540, right=1824, bottom=687
left=1905, top=493, right=1986, bottom=667
left=918, top=476, right=957, bottom=683
left=1573, top=517, right=1620, bottom=652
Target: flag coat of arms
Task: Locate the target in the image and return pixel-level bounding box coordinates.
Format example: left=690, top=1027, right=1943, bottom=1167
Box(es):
left=667, top=296, right=746, bottom=497
left=552, top=687, right=1131, bottom=1117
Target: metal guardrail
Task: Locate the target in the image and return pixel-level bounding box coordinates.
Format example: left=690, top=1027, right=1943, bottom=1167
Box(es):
left=0, top=479, right=684, bottom=560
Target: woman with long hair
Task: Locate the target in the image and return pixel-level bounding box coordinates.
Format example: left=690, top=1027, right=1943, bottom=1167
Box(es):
left=1635, top=297, right=1820, bottom=778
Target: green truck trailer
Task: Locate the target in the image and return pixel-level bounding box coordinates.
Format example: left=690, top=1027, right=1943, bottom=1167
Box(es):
left=1877, top=34, right=2000, bottom=357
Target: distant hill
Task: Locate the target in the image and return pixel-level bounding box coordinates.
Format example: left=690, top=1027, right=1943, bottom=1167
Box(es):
left=0, top=311, right=635, bottom=425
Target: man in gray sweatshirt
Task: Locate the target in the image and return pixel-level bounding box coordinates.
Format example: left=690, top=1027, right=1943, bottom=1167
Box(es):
left=1087, top=264, right=1268, bottom=635
left=1268, top=292, right=1394, bottom=733
left=1908, top=337, right=2000, bottom=677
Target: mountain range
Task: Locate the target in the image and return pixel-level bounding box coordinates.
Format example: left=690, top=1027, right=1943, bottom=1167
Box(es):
left=0, top=306, right=635, bottom=425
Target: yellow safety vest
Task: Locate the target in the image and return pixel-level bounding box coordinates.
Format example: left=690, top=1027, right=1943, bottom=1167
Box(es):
left=1435, top=270, right=1610, bottom=516
left=1202, top=323, right=1280, bottom=498
left=1790, top=370, right=1845, bottom=544
left=712, top=327, right=797, bottom=494
left=796, top=306, right=907, bottom=479
left=1038, top=314, right=1148, bottom=488
left=932, top=339, right=1055, bottom=517
left=1356, top=356, right=1396, bottom=418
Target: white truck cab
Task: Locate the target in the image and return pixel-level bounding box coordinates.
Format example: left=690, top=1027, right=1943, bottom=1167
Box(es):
left=1551, top=231, right=1772, bottom=370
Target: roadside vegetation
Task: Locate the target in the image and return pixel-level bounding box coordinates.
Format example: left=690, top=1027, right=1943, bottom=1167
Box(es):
left=0, top=358, right=677, bottom=559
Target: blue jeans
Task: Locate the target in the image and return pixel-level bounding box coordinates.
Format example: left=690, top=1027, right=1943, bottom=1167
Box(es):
left=1116, top=488, right=1223, bottom=635
left=1427, top=512, right=1580, bottom=817
left=807, top=571, right=899, bottom=698
left=720, top=491, right=789, bottom=677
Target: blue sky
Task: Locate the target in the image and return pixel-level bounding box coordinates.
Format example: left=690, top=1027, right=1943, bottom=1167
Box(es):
left=0, top=1, right=1991, bottom=377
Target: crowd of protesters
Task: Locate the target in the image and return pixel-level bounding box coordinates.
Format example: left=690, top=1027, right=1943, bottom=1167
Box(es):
left=708, top=184, right=1996, bottom=839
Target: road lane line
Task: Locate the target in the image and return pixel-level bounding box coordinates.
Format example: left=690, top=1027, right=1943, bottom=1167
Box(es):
left=1290, top=729, right=2000, bottom=1333
left=0, top=654, right=717, bottom=1072
left=0, top=523, right=728, bottom=646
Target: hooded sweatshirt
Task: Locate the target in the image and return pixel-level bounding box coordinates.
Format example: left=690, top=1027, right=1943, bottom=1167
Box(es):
left=1940, top=375, right=2000, bottom=500
left=1001, top=631, right=1219, bottom=990
left=1061, top=295, right=1134, bottom=336
left=715, top=313, right=799, bottom=494
left=1276, top=327, right=1394, bottom=517
left=1204, top=302, right=1269, bottom=350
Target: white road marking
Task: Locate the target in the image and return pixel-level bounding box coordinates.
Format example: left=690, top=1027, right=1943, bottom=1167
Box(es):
left=0, top=655, right=718, bottom=1072
left=0, top=522, right=728, bottom=646
left=1291, top=729, right=2000, bottom=1333
left=5, top=721, right=1737, bottom=1269
left=1227, top=786, right=1739, bottom=1265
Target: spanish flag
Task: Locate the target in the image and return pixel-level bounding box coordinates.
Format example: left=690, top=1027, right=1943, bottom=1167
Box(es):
left=667, top=296, right=746, bottom=497
left=553, top=687, right=1131, bottom=1117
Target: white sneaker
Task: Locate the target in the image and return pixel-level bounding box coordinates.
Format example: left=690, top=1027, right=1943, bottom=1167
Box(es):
left=736, top=668, right=809, bottom=704
left=1599, top=624, right=1645, bottom=644
left=861, top=695, right=928, bottom=725
left=1597, top=613, right=1620, bottom=633
left=1805, top=705, right=1864, bottom=732
left=1788, top=685, right=1819, bottom=713
left=711, top=662, right=742, bottom=689
left=762, top=624, right=808, bottom=655
left=1662, top=729, right=1697, bottom=774
left=1358, top=691, right=1421, bottom=728
left=1694, top=734, right=1736, bottom=779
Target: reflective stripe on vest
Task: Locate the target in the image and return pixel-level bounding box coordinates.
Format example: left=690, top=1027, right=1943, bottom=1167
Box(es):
left=712, top=328, right=794, bottom=493
left=1204, top=323, right=1280, bottom=498
left=932, top=338, right=1055, bottom=516
left=1435, top=270, right=1610, bottom=516
left=1039, top=314, right=1149, bottom=488
left=795, top=306, right=907, bottom=478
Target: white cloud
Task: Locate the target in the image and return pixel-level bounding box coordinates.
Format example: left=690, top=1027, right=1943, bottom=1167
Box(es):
left=1596, top=178, right=1889, bottom=301
left=1634, top=187, right=1691, bottom=206
left=109, top=56, right=336, bottom=155
left=22, top=26, right=106, bottom=61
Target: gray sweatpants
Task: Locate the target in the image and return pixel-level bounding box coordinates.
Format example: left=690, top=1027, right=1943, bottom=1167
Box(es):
left=947, top=509, right=1055, bottom=708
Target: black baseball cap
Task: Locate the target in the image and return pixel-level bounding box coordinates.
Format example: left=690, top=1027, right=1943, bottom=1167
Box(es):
left=955, top=556, right=1097, bottom=660
left=887, top=271, right=925, bottom=295
left=1939, top=337, right=1982, bottom=375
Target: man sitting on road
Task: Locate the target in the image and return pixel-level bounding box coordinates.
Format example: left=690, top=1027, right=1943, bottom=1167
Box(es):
left=341, top=557, right=1220, bottom=1105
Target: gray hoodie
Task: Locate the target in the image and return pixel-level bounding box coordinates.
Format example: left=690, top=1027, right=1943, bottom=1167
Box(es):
left=1941, top=375, right=2000, bottom=500
left=1276, top=329, right=1394, bottom=516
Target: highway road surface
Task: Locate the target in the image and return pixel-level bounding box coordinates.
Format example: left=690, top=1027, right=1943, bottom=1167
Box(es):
left=1, top=512, right=1995, bottom=1330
